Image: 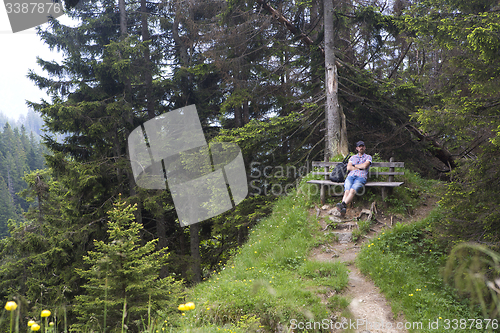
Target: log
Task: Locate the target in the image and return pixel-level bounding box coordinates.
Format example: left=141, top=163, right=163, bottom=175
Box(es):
left=406, top=125, right=456, bottom=169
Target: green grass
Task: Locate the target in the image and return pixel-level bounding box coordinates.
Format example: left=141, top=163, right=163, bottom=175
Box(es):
left=157, top=190, right=351, bottom=332
left=356, top=209, right=488, bottom=332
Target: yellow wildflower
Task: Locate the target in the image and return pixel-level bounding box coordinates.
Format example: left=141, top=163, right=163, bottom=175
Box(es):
left=4, top=301, right=17, bottom=311
left=41, top=310, right=51, bottom=317
left=31, top=323, right=41, bottom=331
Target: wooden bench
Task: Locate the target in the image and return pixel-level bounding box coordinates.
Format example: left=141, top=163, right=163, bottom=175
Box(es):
left=306, top=158, right=404, bottom=204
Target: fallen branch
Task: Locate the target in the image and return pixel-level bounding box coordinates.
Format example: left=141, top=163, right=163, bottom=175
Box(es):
left=406, top=125, right=457, bottom=169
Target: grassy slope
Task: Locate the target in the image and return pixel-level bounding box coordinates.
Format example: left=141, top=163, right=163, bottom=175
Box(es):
left=155, top=167, right=490, bottom=332
left=160, top=190, right=350, bottom=332
left=356, top=213, right=489, bottom=332
left=355, top=171, right=491, bottom=333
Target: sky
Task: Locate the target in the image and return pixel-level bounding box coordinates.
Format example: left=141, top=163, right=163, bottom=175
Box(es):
left=0, top=5, right=66, bottom=121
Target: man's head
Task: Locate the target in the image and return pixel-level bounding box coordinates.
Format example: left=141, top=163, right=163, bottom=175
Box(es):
left=355, top=141, right=365, bottom=154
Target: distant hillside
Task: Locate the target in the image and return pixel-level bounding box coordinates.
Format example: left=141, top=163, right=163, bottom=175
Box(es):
left=0, top=121, right=47, bottom=238
left=0, top=110, right=45, bottom=137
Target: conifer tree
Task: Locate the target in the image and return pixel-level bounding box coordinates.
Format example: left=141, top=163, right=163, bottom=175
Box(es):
left=27, top=0, right=169, bottom=264
left=0, top=177, right=16, bottom=238
left=72, top=199, right=183, bottom=332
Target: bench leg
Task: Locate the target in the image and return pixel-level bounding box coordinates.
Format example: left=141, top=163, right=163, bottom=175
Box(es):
left=381, top=187, right=393, bottom=201
left=320, top=185, right=326, bottom=205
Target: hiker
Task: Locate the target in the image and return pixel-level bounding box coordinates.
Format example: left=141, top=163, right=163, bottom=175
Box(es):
left=336, top=141, right=372, bottom=216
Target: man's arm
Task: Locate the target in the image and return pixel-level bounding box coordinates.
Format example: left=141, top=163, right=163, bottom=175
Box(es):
left=349, top=160, right=371, bottom=170
left=346, top=161, right=356, bottom=171
left=356, top=160, right=371, bottom=170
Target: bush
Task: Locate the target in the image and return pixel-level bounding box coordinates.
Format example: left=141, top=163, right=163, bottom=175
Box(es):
left=434, top=146, right=500, bottom=249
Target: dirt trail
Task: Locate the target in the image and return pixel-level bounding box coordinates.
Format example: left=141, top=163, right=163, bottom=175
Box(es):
left=309, top=196, right=436, bottom=332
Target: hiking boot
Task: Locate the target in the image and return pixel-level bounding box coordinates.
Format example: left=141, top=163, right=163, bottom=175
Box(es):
left=336, top=202, right=347, bottom=216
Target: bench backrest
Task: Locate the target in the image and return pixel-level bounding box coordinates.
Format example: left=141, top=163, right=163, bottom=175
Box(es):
left=311, top=161, right=404, bottom=168
left=311, top=160, right=404, bottom=179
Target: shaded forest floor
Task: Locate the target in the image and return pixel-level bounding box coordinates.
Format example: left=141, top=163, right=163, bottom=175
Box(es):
left=309, top=194, right=439, bottom=332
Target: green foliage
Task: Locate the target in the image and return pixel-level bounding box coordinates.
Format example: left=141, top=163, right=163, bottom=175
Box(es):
left=8, top=0, right=500, bottom=330
left=433, top=146, right=500, bottom=247
left=72, top=199, right=184, bottom=333
left=213, top=112, right=304, bottom=156
left=0, top=123, right=46, bottom=238
left=445, top=243, right=500, bottom=320
left=404, top=0, right=500, bottom=151
left=0, top=168, right=89, bottom=324
left=357, top=218, right=373, bottom=235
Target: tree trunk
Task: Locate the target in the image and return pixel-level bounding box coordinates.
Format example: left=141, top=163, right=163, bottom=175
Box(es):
left=173, top=13, right=190, bottom=68
left=171, top=1, right=202, bottom=282
left=324, top=0, right=348, bottom=160
left=141, top=0, right=154, bottom=119
left=190, top=223, right=201, bottom=283
left=119, top=0, right=127, bottom=36
left=242, top=102, right=250, bottom=125
left=234, top=106, right=243, bottom=128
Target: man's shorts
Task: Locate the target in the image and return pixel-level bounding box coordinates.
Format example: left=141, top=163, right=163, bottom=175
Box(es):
left=344, top=175, right=367, bottom=194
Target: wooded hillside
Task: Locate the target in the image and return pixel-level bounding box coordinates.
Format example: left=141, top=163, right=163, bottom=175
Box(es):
left=1, top=0, right=499, bottom=330
left=0, top=122, right=46, bottom=238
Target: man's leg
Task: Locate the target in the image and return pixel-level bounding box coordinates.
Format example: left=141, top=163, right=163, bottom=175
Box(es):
left=337, top=176, right=354, bottom=216
left=338, top=176, right=366, bottom=214
left=347, top=177, right=367, bottom=204
left=343, top=189, right=357, bottom=205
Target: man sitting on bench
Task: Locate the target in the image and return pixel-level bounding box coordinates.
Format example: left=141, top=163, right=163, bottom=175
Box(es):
left=336, top=141, right=372, bottom=216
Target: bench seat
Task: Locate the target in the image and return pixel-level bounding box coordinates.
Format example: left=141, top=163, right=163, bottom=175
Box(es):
left=306, top=180, right=404, bottom=187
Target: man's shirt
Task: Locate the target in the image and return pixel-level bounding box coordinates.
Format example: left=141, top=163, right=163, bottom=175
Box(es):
left=348, top=153, right=372, bottom=179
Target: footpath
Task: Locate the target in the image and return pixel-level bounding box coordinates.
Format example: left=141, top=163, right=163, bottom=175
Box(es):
left=309, top=197, right=436, bottom=333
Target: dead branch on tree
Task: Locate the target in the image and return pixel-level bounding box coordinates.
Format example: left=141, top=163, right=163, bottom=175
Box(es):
left=405, top=124, right=457, bottom=170
left=255, top=0, right=325, bottom=57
